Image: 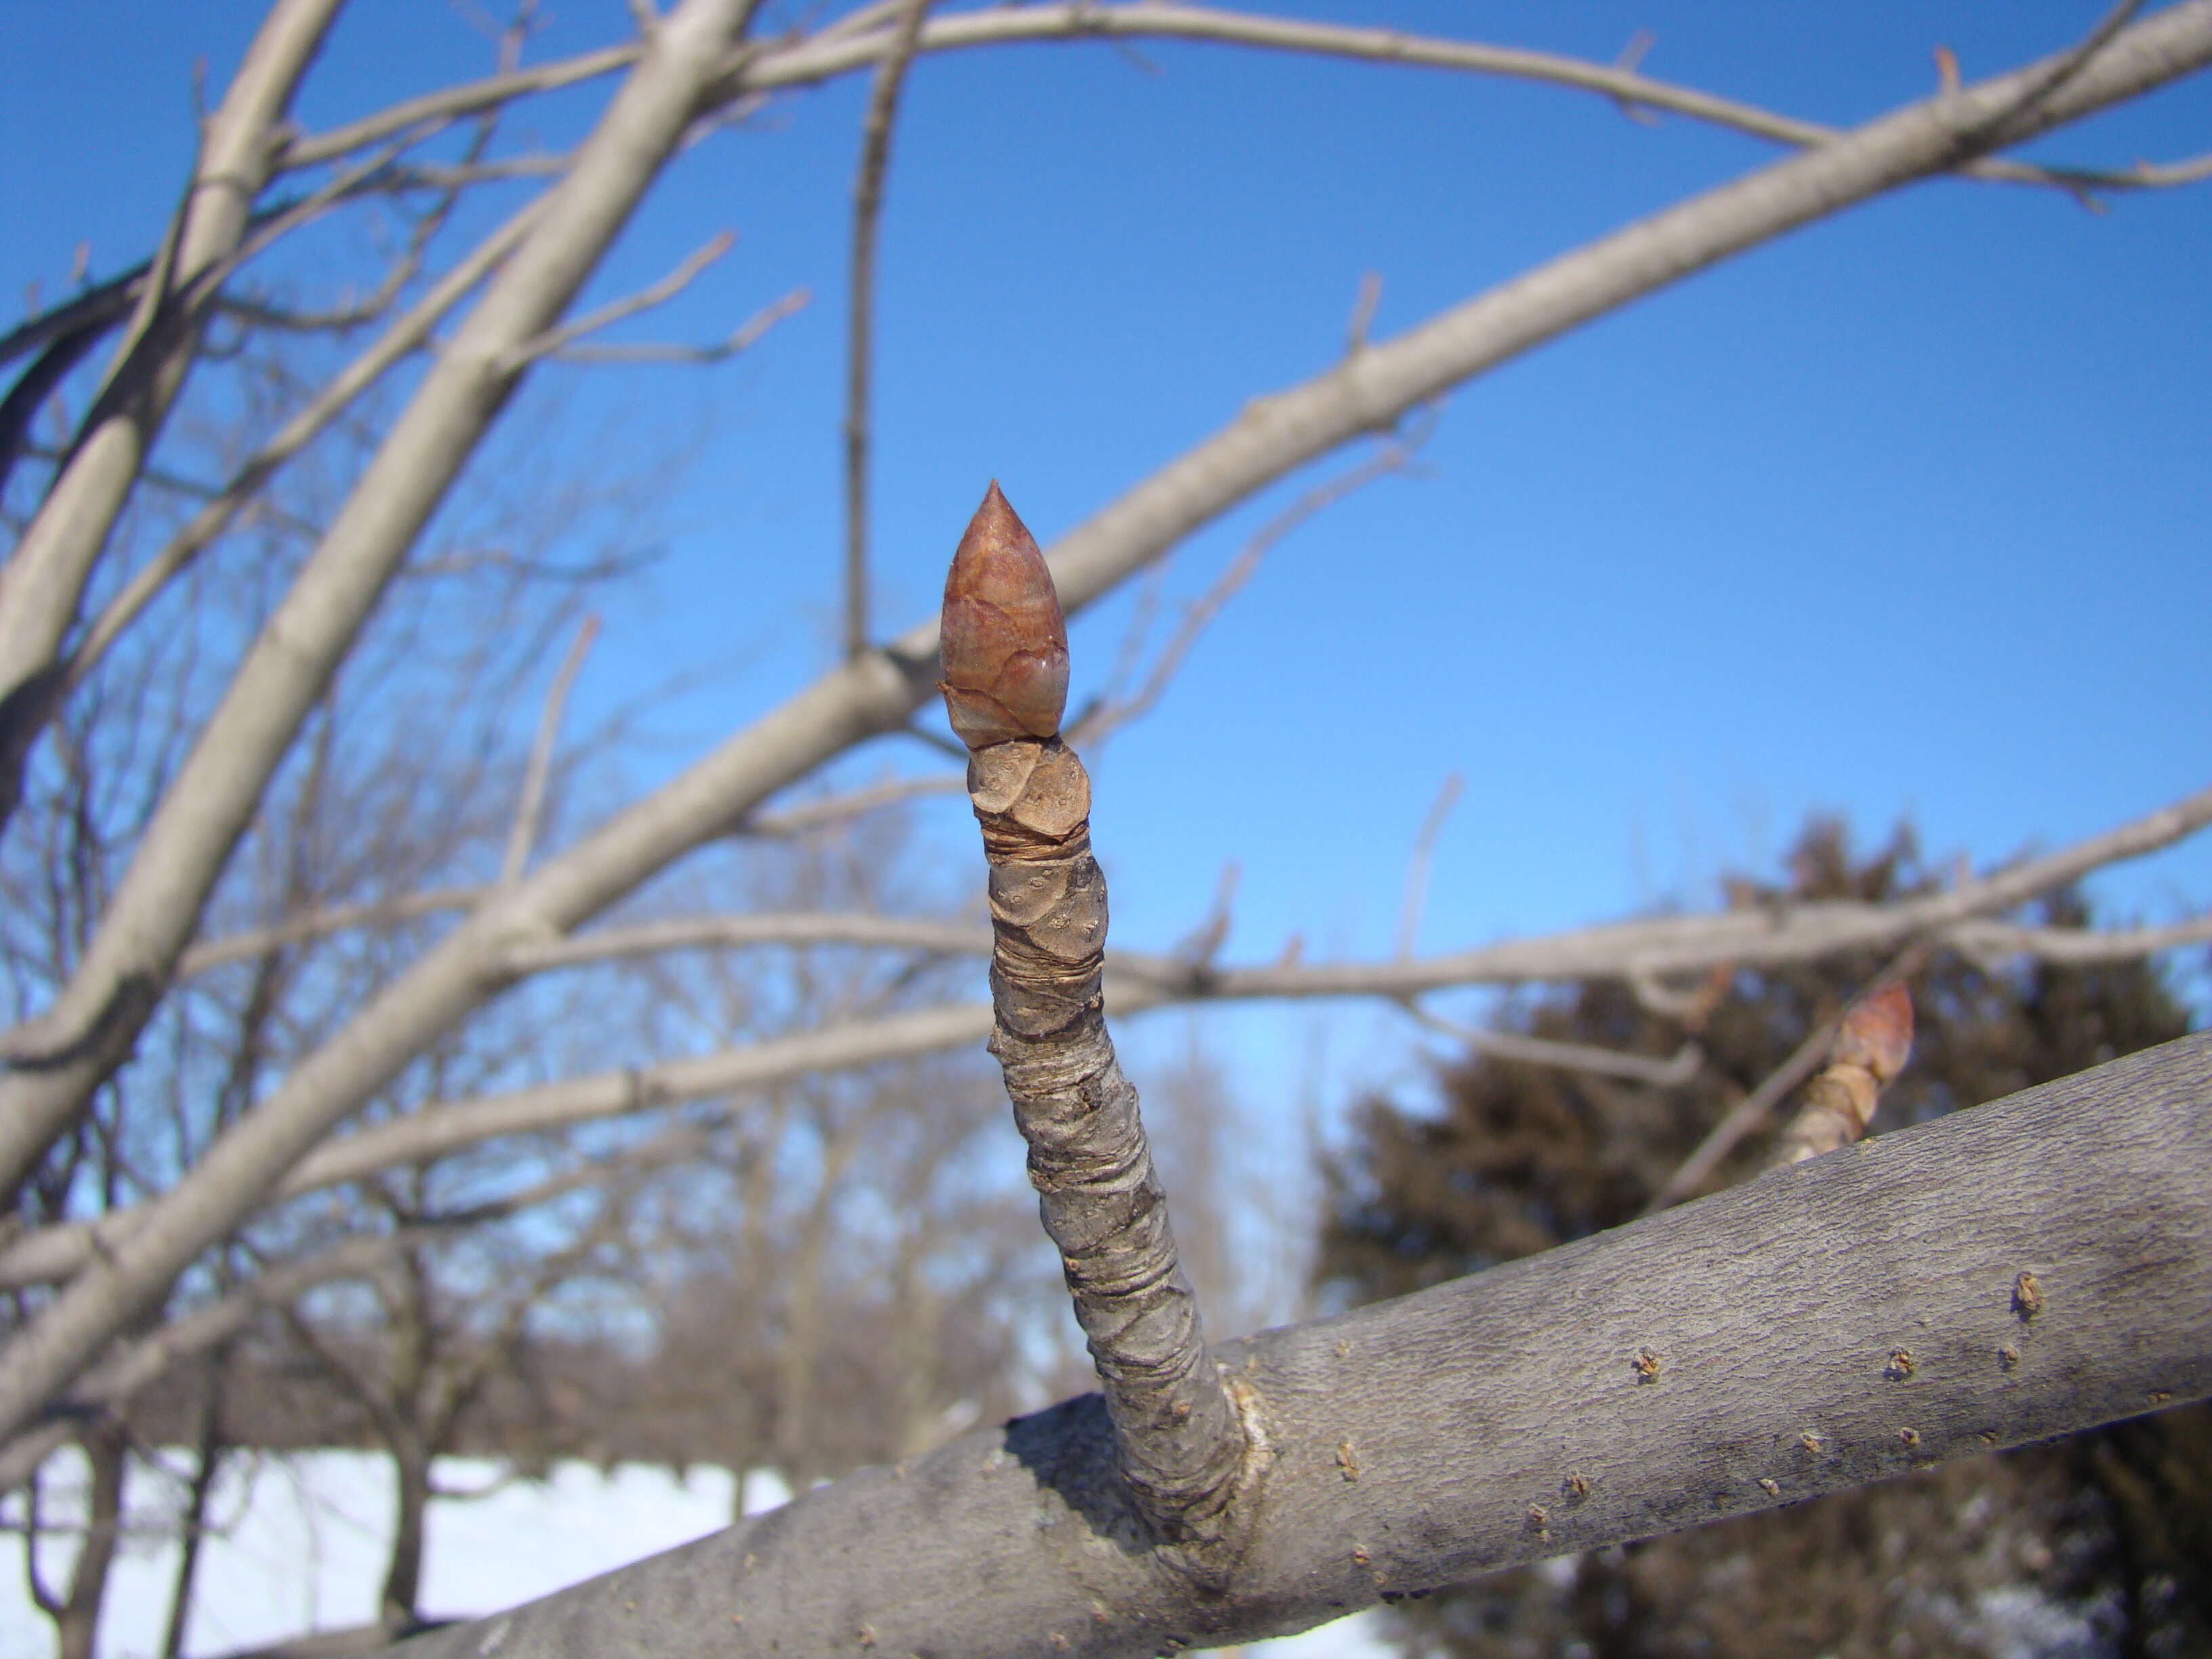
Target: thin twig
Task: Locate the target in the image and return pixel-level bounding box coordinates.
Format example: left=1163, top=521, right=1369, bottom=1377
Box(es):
left=843, top=0, right=934, bottom=662
left=552, top=284, right=806, bottom=363
left=494, top=230, right=735, bottom=372
left=1948, top=911, right=2212, bottom=965
left=278, top=45, right=642, bottom=171
left=1397, top=771, right=1464, bottom=959
left=175, top=886, right=484, bottom=978
left=1171, top=861, right=1242, bottom=969
left=1345, top=270, right=1383, bottom=354
left=1398, top=1000, right=1702, bottom=1087
left=500, top=614, right=600, bottom=884
left=63, top=201, right=545, bottom=693
left=1611, top=28, right=1660, bottom=125
left=736, top=771, right=965, bottom=836
left=171, top=137, right=426, bottom=322
left=1068, top=411, right=1435, bottom=747
left=1644, top=945, right=1926, bottom=1213
left=501, top=911, right=989, bottom=973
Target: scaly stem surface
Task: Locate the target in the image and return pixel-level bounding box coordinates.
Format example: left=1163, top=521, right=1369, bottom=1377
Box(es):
left=943, top=484, right=1246, bottom=1544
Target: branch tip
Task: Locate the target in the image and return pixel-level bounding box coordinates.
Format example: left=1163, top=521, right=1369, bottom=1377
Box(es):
left=940, top=482, right=1069, bottom=749
left=1835, top=979, right=1914, bottom=1083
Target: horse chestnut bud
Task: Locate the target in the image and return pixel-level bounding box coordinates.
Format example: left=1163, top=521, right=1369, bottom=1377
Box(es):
left=1834, top=980, right=1913, bottom=1084
left=939, top=482, right=1069, bottom=749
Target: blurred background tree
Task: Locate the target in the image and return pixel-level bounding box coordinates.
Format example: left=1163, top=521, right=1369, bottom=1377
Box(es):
left=1317, top=817, right=2209, bottom=1659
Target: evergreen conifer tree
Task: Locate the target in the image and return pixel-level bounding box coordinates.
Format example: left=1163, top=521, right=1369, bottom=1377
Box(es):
left=1317, top=820, right=2210, bottom=1658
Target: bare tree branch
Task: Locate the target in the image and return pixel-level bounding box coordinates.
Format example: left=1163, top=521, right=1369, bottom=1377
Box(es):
left=499, top=614, right=599, bottom=884
left=173, top=886, right=485, bottom=978
left=716, top=2, right=2212, bottom=199
left=1067, top=415, right=1433, bottom=749
left=5, top=0, right=2207, bottom=1456
left=172, top=769, right=961, bottom=977
left=0, top=0, right=772, bottom=1200
left=60, top=199, right=546, bottom=695
left=1948, top=910, right=2212, bottom=965
left=841, top=0, right=933, bottom=663
left=276, top=45, right=644, bottom=172
left=1121, top=782, right=2212, bottom=1006
left=0, top=1119, right=710, bottom=1494
left=0, top=269, right=150, bottom=374
left=501, top=911, right=989, bottom=972
left=386, top=1035, right=2212, bottom=1658
left=1397, top=1000, right=1704, bottom=1088
left=550, top=284, right=806, bottom=363
left=0, top=0, right=346, bottom=829
left=494, top=229, right=735, bottom=372
left=1396, top=770, right=1463, bottom=960
left=0, top=1002, right=994, bottom=1290
left=7, top=781, right=2199, bottom=1292
left=738, top=771, right=967, bottom=834
left=278, top=3, right=2212, bottom=215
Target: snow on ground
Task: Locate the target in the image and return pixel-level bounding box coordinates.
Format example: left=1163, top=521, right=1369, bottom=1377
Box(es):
left=1, top=1450, right=1391, bottom=1658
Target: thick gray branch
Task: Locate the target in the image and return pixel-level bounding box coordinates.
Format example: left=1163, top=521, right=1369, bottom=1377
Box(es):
left=387, top=1034, right=2212, bottom=1658
left=0, top=0, right=344, bottom=824
left=0, top=0, right=767, bottom=1443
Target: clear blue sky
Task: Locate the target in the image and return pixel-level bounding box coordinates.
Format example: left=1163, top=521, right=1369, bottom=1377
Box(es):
left=5, top=2, right=2209, bottom=1112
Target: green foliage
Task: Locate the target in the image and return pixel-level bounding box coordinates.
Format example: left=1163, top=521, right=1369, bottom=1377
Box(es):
left=1315, top=819, right=2209, bottom=1659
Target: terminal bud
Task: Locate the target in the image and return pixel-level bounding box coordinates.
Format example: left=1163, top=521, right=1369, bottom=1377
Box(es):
left=940, top=482, right=1069, bottom=749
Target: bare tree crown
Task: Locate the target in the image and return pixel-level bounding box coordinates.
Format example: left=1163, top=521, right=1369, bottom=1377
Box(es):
left=1, top=3, right=2207, bottom=1654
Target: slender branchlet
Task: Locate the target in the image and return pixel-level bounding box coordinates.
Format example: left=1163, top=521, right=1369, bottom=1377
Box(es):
left=942, top=482, right=1248, bottom=1546
left=1772, top=980, right=1915, bottom=1164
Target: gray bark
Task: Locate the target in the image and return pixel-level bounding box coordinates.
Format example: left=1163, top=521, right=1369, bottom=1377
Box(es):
left=0, top=0, right=763, bottom=1200
left=0, top=0, right=344, bottom=823
left=387, top=1033, right=2212, bottom=1658
left=0, top=0, right=766, bottom=1436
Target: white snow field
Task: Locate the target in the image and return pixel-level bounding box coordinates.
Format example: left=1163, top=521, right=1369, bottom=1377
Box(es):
left=1, top=1449, right=1389, bottom=1658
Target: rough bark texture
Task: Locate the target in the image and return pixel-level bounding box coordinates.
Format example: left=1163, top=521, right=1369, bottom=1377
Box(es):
left=968, top=736, right=1250, bottom=1549
left=946, top=484, right=1246, bottom=1546
left=387, top=1033, right=2212, bottom=1659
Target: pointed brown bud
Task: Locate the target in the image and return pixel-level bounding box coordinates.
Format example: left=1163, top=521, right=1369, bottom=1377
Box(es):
left=1833, top=980, right=1913, bottom=1084
left=940, top=482, right=1069, bottom=750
